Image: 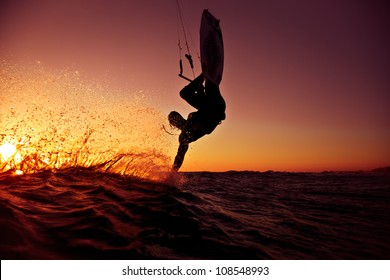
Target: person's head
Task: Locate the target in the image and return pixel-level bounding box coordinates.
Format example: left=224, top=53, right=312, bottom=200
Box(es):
left=168, top=111, right=187, bottom=131
left=168, top=111, right=181, bottom=126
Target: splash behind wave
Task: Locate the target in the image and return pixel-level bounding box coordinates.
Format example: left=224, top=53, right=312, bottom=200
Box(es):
left=0, top=61, right=174, bottom=181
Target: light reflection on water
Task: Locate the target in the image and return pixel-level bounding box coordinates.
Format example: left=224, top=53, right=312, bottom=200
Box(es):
left=0, top=61, right=175, bottom=180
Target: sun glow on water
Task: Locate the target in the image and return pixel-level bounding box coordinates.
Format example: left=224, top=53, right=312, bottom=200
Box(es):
left=0, top=142, right=16, bottom=161
left=0, top=142, right=24, bottom=175
left=0, top=61, right=176, bottom=180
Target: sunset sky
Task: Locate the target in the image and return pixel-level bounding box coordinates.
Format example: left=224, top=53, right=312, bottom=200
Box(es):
left=1, top=0, right=389, bottom=172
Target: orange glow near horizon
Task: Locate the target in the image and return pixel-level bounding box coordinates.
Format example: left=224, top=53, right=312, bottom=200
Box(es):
left=180, top=122, right=389, bottom=172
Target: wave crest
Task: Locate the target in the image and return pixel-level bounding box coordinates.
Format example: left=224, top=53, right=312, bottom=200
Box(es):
left=0, top=61, right=174, bottom=180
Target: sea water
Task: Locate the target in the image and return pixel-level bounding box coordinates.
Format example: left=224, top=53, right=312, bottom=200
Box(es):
left=0, top=169, right=389, bottom=259
left=1, top=62, right=389, bottom=259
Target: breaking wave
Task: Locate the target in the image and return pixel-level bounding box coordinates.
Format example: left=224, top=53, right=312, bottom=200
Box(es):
left=0, top=61, right=174, bottom=181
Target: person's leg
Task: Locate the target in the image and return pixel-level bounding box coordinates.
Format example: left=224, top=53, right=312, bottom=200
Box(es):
left=179, top=74, right=205, bottom=110
left=172, top=142, right=189, bottom=171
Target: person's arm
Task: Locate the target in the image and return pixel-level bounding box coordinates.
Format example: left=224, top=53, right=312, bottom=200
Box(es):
left=172, top=142, right=189, bottom=171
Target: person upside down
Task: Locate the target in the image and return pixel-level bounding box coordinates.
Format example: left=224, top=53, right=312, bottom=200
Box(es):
left=169, top=74, right=226, bottom=171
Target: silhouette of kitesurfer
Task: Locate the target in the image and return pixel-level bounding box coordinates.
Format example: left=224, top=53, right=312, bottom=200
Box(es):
left=169, top=73, right=226, bottom=171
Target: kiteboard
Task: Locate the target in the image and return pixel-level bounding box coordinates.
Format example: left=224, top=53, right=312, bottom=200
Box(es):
left=200, top=9, right=224, bottom=86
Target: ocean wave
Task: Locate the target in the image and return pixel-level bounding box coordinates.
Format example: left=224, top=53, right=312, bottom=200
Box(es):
left=1, top=61, right=175, bottom=181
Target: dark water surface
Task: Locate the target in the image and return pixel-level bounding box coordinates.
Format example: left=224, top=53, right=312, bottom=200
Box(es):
left=1, top=169, right=389, bottom=259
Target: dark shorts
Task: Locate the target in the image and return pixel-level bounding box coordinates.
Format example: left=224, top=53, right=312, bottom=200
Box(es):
left=179, top=112, right=220, bottom=144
